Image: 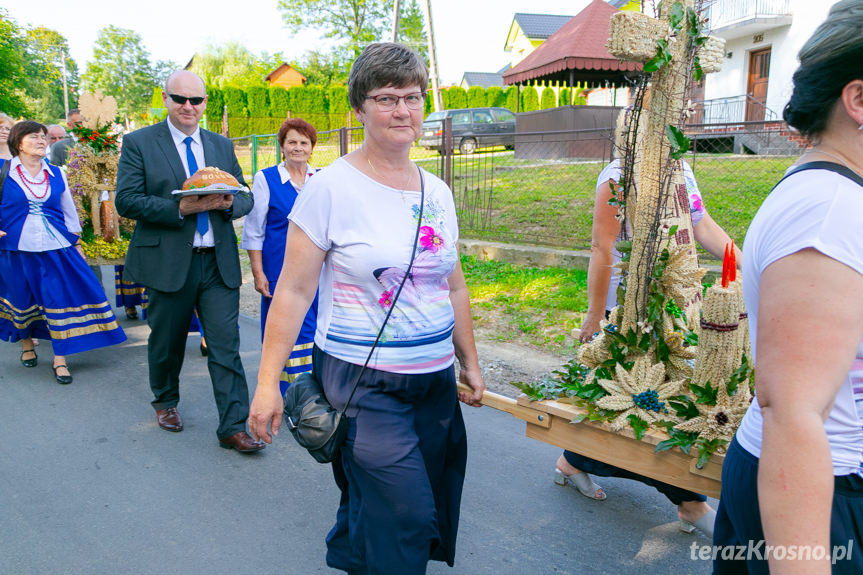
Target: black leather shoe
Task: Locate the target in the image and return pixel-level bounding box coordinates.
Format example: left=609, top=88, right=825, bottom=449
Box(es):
left=20, top=348, right=38, bottom=368
left=125, top=306, right=138, bottom=320
left=200, top=341, right=208, bottom=357
left=53, top=364, right=73, bottom=384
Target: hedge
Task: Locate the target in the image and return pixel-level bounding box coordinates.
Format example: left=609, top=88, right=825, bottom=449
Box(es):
left=202, top=83, right=591, bottom=136
left=520, top=85, right=539, bottom=112
left=467, top=86, right=487, bottom=108
left=540, top=86, right=556, bottom=109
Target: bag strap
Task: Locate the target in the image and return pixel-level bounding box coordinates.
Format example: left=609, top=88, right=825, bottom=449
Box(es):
left=340, top=165, right=426, bottom=414
left=774, top=161, right=863, bottom=190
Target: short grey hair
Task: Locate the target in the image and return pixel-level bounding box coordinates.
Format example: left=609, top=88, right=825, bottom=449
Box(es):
left=0, top=112, right=14, bottom=128
left=347, top=43, right=428, bottom=111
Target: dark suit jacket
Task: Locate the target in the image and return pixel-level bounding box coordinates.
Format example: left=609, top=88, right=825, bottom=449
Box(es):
left=115, top=121, right=252, bottom=293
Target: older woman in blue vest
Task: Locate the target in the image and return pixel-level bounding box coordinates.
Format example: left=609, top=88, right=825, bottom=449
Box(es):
left=0, top=121, right=125, bottom=384
left=241, top=117, right=319, bottom=395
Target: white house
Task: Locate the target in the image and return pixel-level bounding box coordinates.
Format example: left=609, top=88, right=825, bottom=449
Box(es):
left=702, top=0, right=838, bottom=123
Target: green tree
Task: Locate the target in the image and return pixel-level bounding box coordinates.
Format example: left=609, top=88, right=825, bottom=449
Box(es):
left=189, top=42, right=282, bottom=88
left=296, top=49, right=350, bottom=87
left=540, top=86, right=556, bottom=109
left=0, top=11, right=28, bottom=116
left=504, top=86, right=518, bottom=112
left=82, top=26, right=169, bottom=120
left=521, top=84, right=539, bottom=112
left=277, top=0, right=388, bottom=60
left=467, top=86, right=487, bottom=108
left=269, top=86, right=291, bottom=118
left=396, top=0, right=428, bottom=61
left=558, top=87, right=571, bottom=107
left=445, top=86, right=467, bottom=110
left=22, top=27, right=79, bottom=122
left=486, top=86, right=505, bottom=108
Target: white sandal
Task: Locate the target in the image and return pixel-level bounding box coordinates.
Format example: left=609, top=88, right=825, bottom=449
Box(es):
left=554, top=468, right=607, bottom=501
left=679, top=509, right=716, bottom=537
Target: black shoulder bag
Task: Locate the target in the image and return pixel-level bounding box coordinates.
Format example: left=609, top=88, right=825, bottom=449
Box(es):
left=283, top=167, right=425, bottom=463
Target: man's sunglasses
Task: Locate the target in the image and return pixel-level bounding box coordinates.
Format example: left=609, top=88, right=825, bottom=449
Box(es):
left=167, top=93, right=205, bottom=106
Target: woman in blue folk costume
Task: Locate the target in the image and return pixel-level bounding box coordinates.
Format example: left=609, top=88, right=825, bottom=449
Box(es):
left=241, top=117, right=319, bottom=395
left=0, top=121, right=126, bottom=384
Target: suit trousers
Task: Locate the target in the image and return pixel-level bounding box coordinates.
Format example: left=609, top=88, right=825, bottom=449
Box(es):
left=146, top=250, right=249, bottom=439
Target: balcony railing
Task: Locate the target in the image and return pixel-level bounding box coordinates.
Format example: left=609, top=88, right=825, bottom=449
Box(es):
left=686, top=94, right=778, bottom=125
left=706, top=0, right=792, bottom=34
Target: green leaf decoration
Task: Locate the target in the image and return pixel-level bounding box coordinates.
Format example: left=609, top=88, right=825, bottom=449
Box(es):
left=690, top=380, right=719, bottom=405
left=669, top=2, right=685, bottom=31
left=666, top=124, right=691, bottom=159
left=571, top=413, right=587, bottom=424
left=668, top=395, right=701, bottom=419
left=627, top=414, right=649, bottom=440
left=693, top=56, right=704, bottom=82
left=667, top=224, right=679, bottom=237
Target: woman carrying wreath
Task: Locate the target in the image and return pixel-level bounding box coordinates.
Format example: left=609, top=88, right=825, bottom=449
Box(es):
left=241, top=117, right=319, bottom=395
left=249, top=43, right=485, bottom=574
left=0, top=121, right=126, bottom=384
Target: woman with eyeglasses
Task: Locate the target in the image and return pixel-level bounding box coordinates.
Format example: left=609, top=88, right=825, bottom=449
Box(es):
left=241, top=117, right=319, bottom=395
left=0, top=113, right=14, bottom=160
left=0, top=121, right=126, bottom=384
left=249, top=43, right=486, bottom=574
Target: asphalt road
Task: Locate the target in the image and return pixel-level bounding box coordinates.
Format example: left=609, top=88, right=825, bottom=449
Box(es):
left=0, top=268, right=714, bottom=575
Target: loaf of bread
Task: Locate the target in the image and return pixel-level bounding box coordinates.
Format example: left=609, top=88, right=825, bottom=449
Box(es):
left=182, top=167, right=240, bottom=190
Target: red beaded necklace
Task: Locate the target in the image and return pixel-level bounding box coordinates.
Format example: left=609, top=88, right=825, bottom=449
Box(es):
left=16, top=165, right=50, bottom=199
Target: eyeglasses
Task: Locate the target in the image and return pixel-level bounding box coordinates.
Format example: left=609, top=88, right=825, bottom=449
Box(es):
left=0, top=126, right=11, bottom=132
left=167, top=93, right=205, bottom=106
left=365, top=92, right=425, bottom=111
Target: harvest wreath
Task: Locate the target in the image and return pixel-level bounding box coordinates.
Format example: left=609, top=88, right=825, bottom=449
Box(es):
left=65, top=90, right=129, bottom=263
left=472, top=1, right=750, bottom=487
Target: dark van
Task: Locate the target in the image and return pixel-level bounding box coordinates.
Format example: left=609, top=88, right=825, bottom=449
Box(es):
left=418, top=107, right=516, bottom=154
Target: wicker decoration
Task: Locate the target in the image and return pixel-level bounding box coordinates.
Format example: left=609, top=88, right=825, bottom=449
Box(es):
left=554, top=2, right=752, bottom=463
left=595, top=355, right=686, bottom=431
left=607, top=11, right=670, bottom=62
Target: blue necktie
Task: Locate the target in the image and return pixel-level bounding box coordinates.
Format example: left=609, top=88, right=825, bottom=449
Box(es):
left=183, top=136, right=208, bottom=236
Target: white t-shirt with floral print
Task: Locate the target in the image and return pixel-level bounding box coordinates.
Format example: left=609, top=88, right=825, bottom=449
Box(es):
left=289, top=157, right=459, bottom=374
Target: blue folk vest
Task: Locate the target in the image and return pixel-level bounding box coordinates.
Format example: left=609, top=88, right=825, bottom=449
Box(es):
left=0, top=161, right=78, bottom=251
left=261, top=165, right=301, bottom=283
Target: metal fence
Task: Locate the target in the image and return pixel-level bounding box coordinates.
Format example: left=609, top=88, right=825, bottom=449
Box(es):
left=232, top=120, right=807, bottom=251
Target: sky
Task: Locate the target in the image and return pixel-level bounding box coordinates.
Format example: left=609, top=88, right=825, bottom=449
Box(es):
left=3, top=0, right=591, bottom=86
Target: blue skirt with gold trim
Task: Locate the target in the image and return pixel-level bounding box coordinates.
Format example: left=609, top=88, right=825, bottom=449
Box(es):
left=261, top=282, right=318, bottom=395
left=114, top=265, right=147, bottom=316
left=0, top=248, right=127, bottom=355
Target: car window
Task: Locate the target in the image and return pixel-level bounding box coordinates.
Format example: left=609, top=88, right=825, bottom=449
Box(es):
left=424, top=112, right=445, bottom=122
left=473, top=111, right=493, bottom=124
left=452, top=112, right=471, bottom=125
left=493, top=110, right=516, bottom=123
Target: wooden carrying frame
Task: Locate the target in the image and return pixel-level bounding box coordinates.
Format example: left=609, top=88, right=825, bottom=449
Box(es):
left=460, top=384, right=723, bottom=499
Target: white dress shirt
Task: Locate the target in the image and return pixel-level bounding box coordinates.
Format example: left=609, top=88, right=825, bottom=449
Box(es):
left=9, top=156, right=81, bottom=252
left=166, top=119, right=213, bottom=247
left=240, top=162, right=316, bottom=251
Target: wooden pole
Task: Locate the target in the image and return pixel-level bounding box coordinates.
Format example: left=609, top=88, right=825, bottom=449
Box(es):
left=421, top=0, right=443, bottom=112
left=61, top=52, right=70, bottom=119
left=391, top=0, right=402, bottom=42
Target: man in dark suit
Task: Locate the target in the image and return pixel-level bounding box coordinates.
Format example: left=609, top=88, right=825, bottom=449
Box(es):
left=116, top=70, right=264, bottom=453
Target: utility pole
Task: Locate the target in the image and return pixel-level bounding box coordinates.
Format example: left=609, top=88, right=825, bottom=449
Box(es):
left=61, top=51, right=70, bottom=118
left=421, top=0, right=443, bottom=112
left=391, top=0, right=402, bottom=42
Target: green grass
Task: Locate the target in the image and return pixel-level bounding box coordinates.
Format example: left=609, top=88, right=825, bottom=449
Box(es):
left=461, top=254, right=588, bottom=355
left=450, top=154, right=797, bottom=250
